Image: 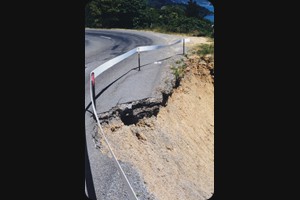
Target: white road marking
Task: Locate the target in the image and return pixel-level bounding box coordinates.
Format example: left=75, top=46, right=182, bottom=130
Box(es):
left=100, top=36, right=112, bottom=40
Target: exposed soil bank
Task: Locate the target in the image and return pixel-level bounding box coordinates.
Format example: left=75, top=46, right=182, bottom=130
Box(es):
left=99, top=50, right=214, bottom=200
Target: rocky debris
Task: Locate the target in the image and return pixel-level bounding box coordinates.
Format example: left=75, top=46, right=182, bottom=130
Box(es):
left=97, top=58, right=181, bottom=126
left=185, top=54, right=214, bottom=85
left=135, top=132, right=147, bottom=141
left=97, top=49, right=214, bottom=200
left=165, top=144, right=174, bottom=151
left=98, top=97, right=162, bottom=125
left=98, top=53, right=214, bottom=128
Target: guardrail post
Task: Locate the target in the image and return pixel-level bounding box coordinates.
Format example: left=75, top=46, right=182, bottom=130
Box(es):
left=137, top=48, right=141, bottom=71
left=88, top=39, right=185, bottom=200
left=91, top=72, right=96, bottom=110
left=183, top=38, right=185, bottom=55
left=138, top=52, right=141, bottom=71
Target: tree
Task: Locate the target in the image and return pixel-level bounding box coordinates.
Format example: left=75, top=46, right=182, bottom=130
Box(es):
left=85, top=0, right=213, bottom=37
left=85, top=0, right=120, bottom=28
left=185, top=0, right=212, bottom=19
left=185, top=0, right=199, bottom=18
left=85, top=0, right=102, bottom=27
left=85, top=0, right=147, bottom=28
left=118, top=0, right=147, bottom=28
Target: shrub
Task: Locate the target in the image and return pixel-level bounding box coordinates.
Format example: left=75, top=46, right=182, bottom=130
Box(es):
left=198, top=44, right=214, bottom=56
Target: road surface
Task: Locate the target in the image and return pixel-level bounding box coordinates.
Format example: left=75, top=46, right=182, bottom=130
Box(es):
left=84, top=29, right=183, bottom=200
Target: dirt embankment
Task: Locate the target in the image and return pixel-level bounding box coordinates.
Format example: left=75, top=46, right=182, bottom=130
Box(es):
left=100, top=40, right=214, bottom=200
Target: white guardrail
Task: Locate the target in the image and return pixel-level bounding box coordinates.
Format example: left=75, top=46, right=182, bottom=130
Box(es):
left=89, top=38, right=190, bottom=200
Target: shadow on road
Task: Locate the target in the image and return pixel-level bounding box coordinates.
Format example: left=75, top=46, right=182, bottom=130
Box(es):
left=85, top=55, right=176, bottom=114
left=84, top=53, right=182, bottom=199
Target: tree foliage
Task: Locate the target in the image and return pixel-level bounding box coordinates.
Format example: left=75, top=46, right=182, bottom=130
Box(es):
left=85, top=0, right=213, bottom=37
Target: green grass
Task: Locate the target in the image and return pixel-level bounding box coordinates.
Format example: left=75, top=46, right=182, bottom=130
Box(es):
left=171, top=66, right=184, bottom=80
left=171, top=61, right=187, bottom=87
left=197, top=43, right=214, bottom=56
left=175, top=60, right=182, bottom=65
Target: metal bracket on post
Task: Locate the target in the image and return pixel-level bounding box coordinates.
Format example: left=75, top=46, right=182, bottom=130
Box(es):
left=91, top=72, right=96, bottom=110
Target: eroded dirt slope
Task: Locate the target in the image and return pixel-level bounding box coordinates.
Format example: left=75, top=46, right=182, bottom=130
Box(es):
left=100, top=45, right=214, bottom=200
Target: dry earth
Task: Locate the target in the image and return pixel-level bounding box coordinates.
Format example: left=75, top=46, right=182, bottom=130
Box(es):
left=99, top=38, right=214, bottom=200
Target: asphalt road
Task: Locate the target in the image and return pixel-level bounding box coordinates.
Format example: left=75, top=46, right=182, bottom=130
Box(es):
left=84, top=29, right=183, bottom=200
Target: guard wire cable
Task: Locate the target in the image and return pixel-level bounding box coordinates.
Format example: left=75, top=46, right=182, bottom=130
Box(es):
left=89, top=38, right=189, bottom=200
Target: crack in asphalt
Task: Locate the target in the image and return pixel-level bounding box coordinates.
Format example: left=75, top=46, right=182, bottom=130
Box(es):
left=85, top=29, right=182, bottom=200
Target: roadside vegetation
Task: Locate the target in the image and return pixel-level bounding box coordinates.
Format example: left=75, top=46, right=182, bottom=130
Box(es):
left=171, top=59, right=186, bottom=87
left=171, top=41, right=214, bottom=86
left=85, top=0, right=214, bottom=37
left=197, top=43, right=214, bottom=56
